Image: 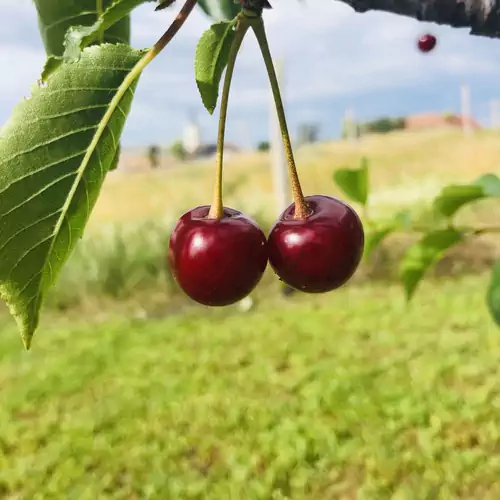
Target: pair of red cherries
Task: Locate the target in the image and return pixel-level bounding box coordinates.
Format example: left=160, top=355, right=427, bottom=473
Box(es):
left=168, top=196, right=364, bottom=306
left=167, top=32, right=437, bottom=308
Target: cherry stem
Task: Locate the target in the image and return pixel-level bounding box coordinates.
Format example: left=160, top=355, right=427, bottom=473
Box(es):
left=150, top=0, right=198, bottom=57
left=208, top=18, right=249, bottom=219
left=251, top=16, right=309, bottom=219
left=120, top=0, right=197, bottom=92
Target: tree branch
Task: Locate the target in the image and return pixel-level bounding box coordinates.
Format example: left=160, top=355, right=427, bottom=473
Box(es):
left=336, top=0, right=500, bottom=38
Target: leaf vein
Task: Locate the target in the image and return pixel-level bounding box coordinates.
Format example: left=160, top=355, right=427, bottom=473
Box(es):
left=15, top=271, right=45, bottom=303
left=43, top=87, right=119, bottom=95
left=97, top=150, right=105, bottom=178
left=0, top=126, right=98, bottom=167
left=6, top=234, right=54, bottom=282
left=107, top=124, right=117, bottom=149
left=116, top=104, right=127, bottom=119
left=63, top=214, right=73, bottom=259
left=81, top=176, right=91, bottom=220
left=0, top=170, right=78, bottom=218
left=0, top=209, right=62, bottom=254
left=35, top=104, right=108, bottom=121
left=43, top=11, right=98, bottom=34
left=0, top=150, right=86, bottom=197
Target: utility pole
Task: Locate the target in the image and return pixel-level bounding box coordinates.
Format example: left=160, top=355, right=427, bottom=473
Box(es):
left=269, top=59, right=289, bottom=214
left=238, top=120, right=253, bottom=151
left=490, top=99, right=500, bottom=129
left=460, top=84, right=472, bottom=136
left=343, top=108, right=358, bottom=143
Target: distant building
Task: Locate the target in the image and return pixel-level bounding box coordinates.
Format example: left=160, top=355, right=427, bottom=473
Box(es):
left=188, top=143, right=240, bottom=161
left=404, top=112, right=481, bottom=131
left=182, top=117, right=202, bottom=154
left=180, top=112, right=241, bottom=161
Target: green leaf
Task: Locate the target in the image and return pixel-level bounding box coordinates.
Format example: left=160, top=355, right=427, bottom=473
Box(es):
left=0, top=44, right=144, bottom=349
left=197, top=0, right=241, bottom=20
left=364, top=227, right=393, bottom=260
left=34, top=0, right=132, bottom=58
left=399, top=228, right=464, bottom=301
left=487, top=261, right=500, bottom=327
left=433, top=173, right=500, bottom=218
left=474, top=173, right=500, bottom=196
left=333, top=157, right=369, bottom=205
left=394, top=209, right=412, bottom=229
left=41, top=56, right=63, bottom=83
left=433, top=185, right=484, bottom=218
left=363, top=210, right=412, bottom=260
left=195, top=21, right=237, bottom=115
left=63, top=0, right=155, bottom=63
left=109, top=145, right=121, bottom=171
left=155, top=0, right=176, bottom=10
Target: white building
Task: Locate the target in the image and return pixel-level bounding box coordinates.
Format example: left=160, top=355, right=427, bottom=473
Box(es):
left=182, top=117, right=201, bottom=154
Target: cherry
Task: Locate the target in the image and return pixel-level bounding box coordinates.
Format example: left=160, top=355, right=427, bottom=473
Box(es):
left=267, top=195, right=364, bottom=293
left=168, top=205, right=268, bottom=306
left=417, top=33, right=437, bottom=53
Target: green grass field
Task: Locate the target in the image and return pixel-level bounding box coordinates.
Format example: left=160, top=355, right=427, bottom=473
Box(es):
left=1, top=275, right=500, bottom=499
left=1, top=129, right=500, bottom=498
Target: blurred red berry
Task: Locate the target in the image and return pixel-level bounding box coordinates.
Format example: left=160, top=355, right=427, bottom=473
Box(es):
left=418, top=33, right=437, bottom=53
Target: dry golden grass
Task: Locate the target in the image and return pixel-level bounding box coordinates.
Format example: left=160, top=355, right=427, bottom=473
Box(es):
left=88, top=128, right=500, bottom=231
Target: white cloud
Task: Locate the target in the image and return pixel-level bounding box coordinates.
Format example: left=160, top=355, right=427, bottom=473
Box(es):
left=0, top=45, right=45, bottom=122
left=0, top=45, right=45, bottom=93
left=1, top=0, right=500, bottom=145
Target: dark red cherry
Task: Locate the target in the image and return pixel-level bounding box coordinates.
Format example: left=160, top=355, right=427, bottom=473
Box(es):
left=418, top=33, right=437, bottom=53
left=267, top=195, right=364, bottom=293
left=168, top=206, right=268, bottom=306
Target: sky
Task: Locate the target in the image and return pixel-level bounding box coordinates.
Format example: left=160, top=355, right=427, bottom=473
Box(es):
left=3, top=0, right=500, bottom=147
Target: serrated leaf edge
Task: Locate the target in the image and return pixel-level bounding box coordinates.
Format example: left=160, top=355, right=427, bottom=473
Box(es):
left=195, top=20, right=237, bottom=115
left=62, top=0, right=150, bottom=63
left=1, top=43, right=145, bottom=349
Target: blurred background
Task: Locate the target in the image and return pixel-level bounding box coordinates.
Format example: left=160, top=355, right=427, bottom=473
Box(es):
left=1, top=0, right=500, bottom=498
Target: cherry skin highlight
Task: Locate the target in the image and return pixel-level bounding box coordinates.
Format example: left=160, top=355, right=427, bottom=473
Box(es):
left=168, top=206, right=268, bottom=306
left=267, top=195, right=364, bottom=293
left=417, top=33, right=437, bottom=53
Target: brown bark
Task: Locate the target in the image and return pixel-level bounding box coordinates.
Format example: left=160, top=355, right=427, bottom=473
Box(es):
left=336, top=0, right=500, bottom=38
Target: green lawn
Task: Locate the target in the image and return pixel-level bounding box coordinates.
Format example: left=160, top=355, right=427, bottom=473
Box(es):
left=1, top=275, right=499, bottom=499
